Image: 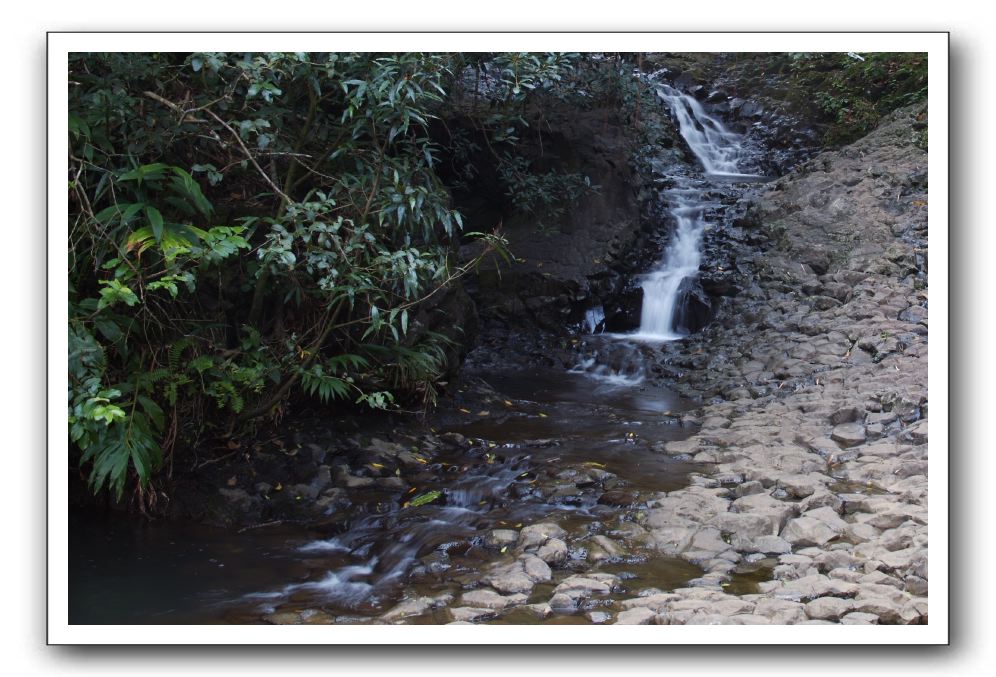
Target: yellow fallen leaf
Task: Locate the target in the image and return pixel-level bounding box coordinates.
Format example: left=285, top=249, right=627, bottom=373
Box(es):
left=370, top=462, right=385, bottom=469
left=503, top=400, right=513, bottom=407
left=501, top=546, right=508, bottom=553
left=459, top=407, right=471, bottom=413
left=478, top=411, right=490, bottom=416
left=538, top=412, right=548, bottom=418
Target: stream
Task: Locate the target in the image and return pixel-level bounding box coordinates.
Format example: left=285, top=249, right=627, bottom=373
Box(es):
left=70, top=81, right=767, bottom=625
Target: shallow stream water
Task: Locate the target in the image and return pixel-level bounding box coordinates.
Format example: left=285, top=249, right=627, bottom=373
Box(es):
left=70, top=366, right=704, bottom=624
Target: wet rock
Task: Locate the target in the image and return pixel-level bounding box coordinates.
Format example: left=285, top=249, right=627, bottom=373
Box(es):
left=587, top=611, right=613, bottom=624
left=900, top=420, right=928, bottom=445
left=753, top=535, right=793, bottom=555
left=804, top=506, right=849, bottom=532
left=831, top=423, right=867, bottom=448
left=548, top=593, right=577, bottom=613
left=615, top=607, right=657, bottom=625
left=554, top=574, right=616, bottom=598
left=621, top=593, right=680, bottom=612
left=262, top=611, right=305, bottom=625
left=752, top=598, right=808, bottom=624
left=900, top=598, right=928, bottom=624
left=598, top=489, right=639, bottom=506
left=713, top=512, right=775, bottom=552
left=334, top=466, right=375, bottom=489
left=448, top=607, right=496, bottom=623
left=781, top=516, right=839, bottom=547
left=805, top=596, right=854, bottom=621
left=366, top=438, right=406, bottom=457
left=487, top=570, right=535, bottom=595
left=586, top=535, right=626, bottom=562
left=904, top=575, right=929, bottom=596
left=830, top=406, right=863, bottom=425
left=851, top=597, right=904, bottom=623
left=375, top=477, right=407, bottom=490
left=518, top=522, right=566, bottom=550
left=672, top=278, right=714, bottom=334
left=731, top=493, right=797, bottom=534
left=536, top=538, right=569, bottom=565
left=484, top=529, right=519, bottom=549
left=459, top=589, right=524, bottom=611
left=521, top=554, right=553, bottom=582
left=775, top=474, right=823, bottom=498
left=439, top=432, right=468, bottom=448
left=734, top=481, right=765, bottom=498
left=382, top=596, right=436, bottom=622
left=841, top=611, right=880, bottom=625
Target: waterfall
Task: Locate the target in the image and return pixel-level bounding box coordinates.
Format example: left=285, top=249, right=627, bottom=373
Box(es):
left=656, top=84, right=742, bottom=176
left=633, top=85, right=743, bottom=340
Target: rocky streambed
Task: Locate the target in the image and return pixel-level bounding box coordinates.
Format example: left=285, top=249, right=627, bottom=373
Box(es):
left=70, top=78, right=929, bottom=627
left=363, top=101, right=930, bottom=626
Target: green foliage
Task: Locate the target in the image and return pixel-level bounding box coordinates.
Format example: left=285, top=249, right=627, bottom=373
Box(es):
left=67, top=52, right=642, bottom=502
left=68, top=52, right=537, bottom=501
left=785, top=53, right=928, bottom=145
left=497, top=153, right=594, bottom=231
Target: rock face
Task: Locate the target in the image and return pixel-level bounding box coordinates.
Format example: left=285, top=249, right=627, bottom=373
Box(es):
left=463, top=107, right=653, bottom=336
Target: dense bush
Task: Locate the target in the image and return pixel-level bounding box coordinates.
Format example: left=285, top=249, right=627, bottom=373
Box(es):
left=68, top=52, right=639, bottom=503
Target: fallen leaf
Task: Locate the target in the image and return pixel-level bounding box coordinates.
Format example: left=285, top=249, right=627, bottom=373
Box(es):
left=477, top=411, right=490, bottom=416
left=408, top=490, right=442, bottom=508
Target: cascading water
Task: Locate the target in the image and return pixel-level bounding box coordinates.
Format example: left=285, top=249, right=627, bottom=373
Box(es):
left=632, top=85, right=745, bottom=340
left=655, top=84, right=742, bottom=176
left=571, top=82, right=752, bottom=382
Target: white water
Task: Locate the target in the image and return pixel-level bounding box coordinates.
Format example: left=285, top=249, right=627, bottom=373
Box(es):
left=656, top=84, right=741, bottom=176
left=631, top=86, right=743, bottom=341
